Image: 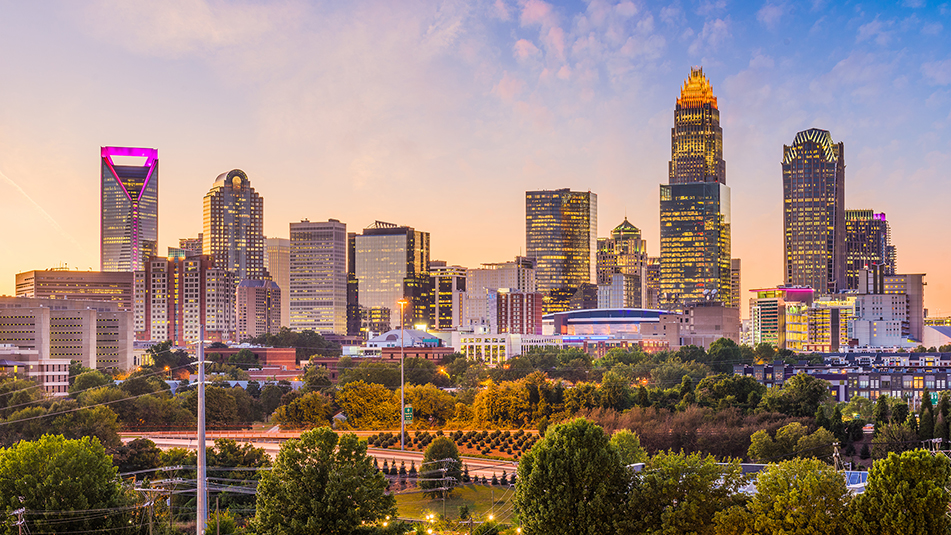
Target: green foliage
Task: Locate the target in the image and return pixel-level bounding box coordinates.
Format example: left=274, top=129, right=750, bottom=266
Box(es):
left=650, top=357, right=711, bottom=389
left=229, top=349, right=260, bottom=367
left=0, top=401, right=121, bottom=448
left=715, top=457, right=850, bottom=535
left=340, top=362, right=401, bottom=388
left=0, top=378, right=44, bottom=418
left=705, top=337, right=750, bottom=374
left=301, top=363, right=331, bottom=390
left=420, top=437, right=462, bottom=498
left=753, top=342, right=776, bottom=364
left=273, top=391, right=332, bottom=429
left=847, top=449, right=951, bottom=534
left=110, top=437, right=162, bottom=474
left=597, top=370, right=631, bottom=411
left=0, top=435, right=138, bottom=535
left=609, top=429, right=647, bottom=465
left=871, top=422, right=919, bottom=459
left=254, top=428, right=394, bottom=534
left=183, top=386, right=241, bottom=429
left=760, top=373, right=833, bottom=417
left=403, top=383, right=456, bottom=427
left=747, top=422, right=834, bottom=463
left=249, top=327, right=340, bottom=361
left=628, top=451, right=748, bottom=535
left=337, top=381, right=399, bottom=429
left=514, top=418, right=628, bottom=535
left=205, top=508, right=247, bottom=534
left=68, top=370, right=113, bottom=395
left=696, top=373, right=765, bottom=412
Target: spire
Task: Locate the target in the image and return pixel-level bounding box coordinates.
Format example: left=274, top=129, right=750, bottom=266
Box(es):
left=676, top=66, right=717, bottom=109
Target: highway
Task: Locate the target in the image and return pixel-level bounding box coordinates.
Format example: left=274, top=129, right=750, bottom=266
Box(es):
left=134, top=435, right=519, bottom=481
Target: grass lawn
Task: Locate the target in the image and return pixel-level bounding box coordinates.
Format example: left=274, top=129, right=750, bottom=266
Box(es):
left=395, top=484, right=515, bottom=522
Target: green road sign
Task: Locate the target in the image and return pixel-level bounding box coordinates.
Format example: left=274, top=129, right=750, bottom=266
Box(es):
left=403, top=406, right=413, bottom=423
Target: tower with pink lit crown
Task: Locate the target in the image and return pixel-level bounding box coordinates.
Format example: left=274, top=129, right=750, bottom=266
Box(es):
left=100, top=146, right=158, bottom=272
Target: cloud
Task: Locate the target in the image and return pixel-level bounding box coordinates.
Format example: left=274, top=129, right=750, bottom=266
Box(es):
left=922, top=59, right=951, bottom=85
left=757, top=2, right=785, bottom=29
left=520, top=0, right=556, bottom=27
left=514, top=38, right=541, bottom=60
left=810, top=51, right=896, bottom=102
left=688, top=18, right=731, bottom=55
left=493, top=71, right=526, bottom=101
left=492, top=0, right=511, bottom=20
left=696, top=0, right=726, bottom=16
left=659, top=3, right=684, bottom=25
left=856, top=17, right=894, bottom=46
left=922, top=22, right=943, bottom=35
left=79, top=0, right=303, bottom=57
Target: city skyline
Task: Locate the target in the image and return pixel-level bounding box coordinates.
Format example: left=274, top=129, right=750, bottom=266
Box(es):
left=1, top=2, right=950, bottom=316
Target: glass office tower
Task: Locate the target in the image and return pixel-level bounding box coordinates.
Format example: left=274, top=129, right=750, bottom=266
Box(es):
left=525, top=189, right=597, bottom=314
left=100, top=146, right=158, bottom=272
left=659, top=68, right=731, bottom=309
left=289, top=219, right=347, bottom=334
left=782, top=128, right=846, bottom=294
left=202, top=169, right=266, bottom=282
left=349, top=221, right=432, bottom=333
left=845, top=209, right=895, bottom=290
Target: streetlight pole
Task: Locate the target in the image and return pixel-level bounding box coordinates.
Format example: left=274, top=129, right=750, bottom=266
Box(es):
left=398, top=299, right=408, bottom=450
left=196, top=325, right=207, bottom=535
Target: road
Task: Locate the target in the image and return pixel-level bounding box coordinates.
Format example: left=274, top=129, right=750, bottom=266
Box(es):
left=136, top=436, right=519, bottom=481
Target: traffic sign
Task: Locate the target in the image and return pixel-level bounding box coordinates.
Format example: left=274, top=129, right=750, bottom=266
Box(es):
left=403, top=406, right=413, bottom=423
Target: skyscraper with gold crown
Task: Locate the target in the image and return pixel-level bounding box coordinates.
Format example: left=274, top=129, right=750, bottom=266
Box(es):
left=659, top=67, right=731, bottom=310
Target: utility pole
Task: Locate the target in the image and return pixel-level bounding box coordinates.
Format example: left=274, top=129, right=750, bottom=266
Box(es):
left=197, top=325, right=208, bottom=535
left=398, top=299, right=407, bottom=450
left=216, top=496, right=220, bottom=535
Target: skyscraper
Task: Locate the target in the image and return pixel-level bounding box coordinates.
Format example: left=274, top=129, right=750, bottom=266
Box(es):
left=266, top=237, right=291, bottom=327
left=100, top=146, right=158, bottom=272
left=349, top=221, right=432, bottom=334
left=289, top=219, right=347, bottom=334
left=597, top=218, right=648, bottom=308
left=783, top=128, right=846, bottom=294
left=465, top=257, right=536, bottom=332
left=202, top=169, right=266, bottom=282
left=659, top=68, right=731, bottom=309
left=845, top=210, right=896, bottom=290
left=525, top=189, right=597, bottom=314
left=430, top=261, right=467, bottom=330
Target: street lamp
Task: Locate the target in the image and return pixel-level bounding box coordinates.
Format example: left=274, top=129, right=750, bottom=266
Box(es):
left=398, top=298, right=409, bottom=450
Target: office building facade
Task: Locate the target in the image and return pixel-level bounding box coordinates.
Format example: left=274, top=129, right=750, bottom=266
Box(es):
left=236, top=279, right=281, bottom=340
left=783, top=128, right=846, bottom=294
left=135, top=255, right=235, bottom=344
left=0, top=296, right=134, bottom=372
left=349, top=221, right=432, bottom=334
left=289, top=220, right=347, bottom=334
left=266, top=237, right=291, bottom=327
left=525, top=189, right=597, bottom=314
left=597, top=218, right=649, bottom=308
left=659, top=68, right=731, bottom=309
left=845, top=210, right=896, bottom=290
left=16, top=269, right=134, bottom=312
left=100, top=146, right=158, bottom=272
left=466, top=257, right=536, bottom=332
left=430, top=261, right=467, bottom=330
left=202, top=169, right=266, bottom=282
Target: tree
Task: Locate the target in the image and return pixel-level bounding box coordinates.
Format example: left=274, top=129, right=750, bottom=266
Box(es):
left=847, top=449, right=951, bottom=534
left=514, top=418, right=628, bottom=534
left=871, top=422, right=918, bottom=459
left=705, top=337, right=747, bottom=374
left=0, top=434, right=139, bottom=534
left=68, top=370, right=113, bottom=396
left=110, top=437, right=162, bottom=474
left=273, top=391, right=332, bottom=429
left=337, top=381, right=399, bottom=429
left=205, top=508, right=247, bottom=534
left=609, top=429, right=647, bottom=465
left=920, top=390, right=935, bottom=440
left=753, top=342, right=776, bottom=364
left=627, top=451, right=748, bottom=535
left=597, top=370, right=631, bottom=411
left=420, top=437, right=462, bottom=498
left=714, top=457, right=850, bottom=535
left=229, top=349, right=259, bottom=367
left=254, top=428, right=394, bottom=535
left=760, top=373, right=832, bottom=417
left=260, top=384, right=284, bottom=419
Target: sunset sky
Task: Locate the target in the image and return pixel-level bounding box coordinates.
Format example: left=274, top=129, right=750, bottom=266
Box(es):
left=1, top=0, right=949, bottom=318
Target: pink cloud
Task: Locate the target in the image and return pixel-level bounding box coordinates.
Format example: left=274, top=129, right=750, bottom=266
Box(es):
left=493, top=0, right=511, bottom=21
left=520, top=0, right=555, bottom=27
left=546, top=25, right=566, bottom=60
left=493, top=71, right=526, bottom=102
left=514, top=38, right=540, bottom=60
